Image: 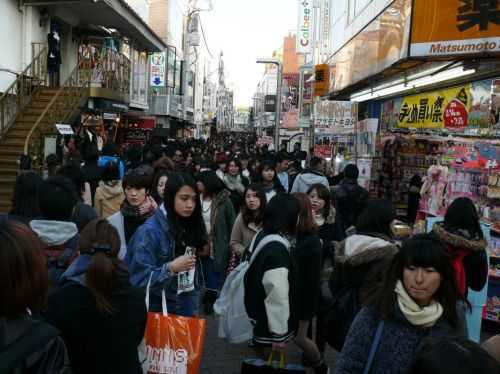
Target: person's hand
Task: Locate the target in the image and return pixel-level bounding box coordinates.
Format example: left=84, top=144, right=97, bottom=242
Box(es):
left=271, top=341, right=287, bottom=353
left=169, top=255, right=196, bottom=273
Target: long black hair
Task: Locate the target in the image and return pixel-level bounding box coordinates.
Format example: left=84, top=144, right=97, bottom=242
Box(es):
left=164, top=173, right=207, bottom=254
left=241, top=183, right=266, bottom=226
left=197, top=170, right=226, bottom=197
left=150, top=169, right=172, bottom=204
left=254, top=159, right=285, bottom=192
left=444, top=197, right=483, bottom=239
left=307, top=183, right=332, bottom=220
left=372, top=233, right=462, bottom=328
left=262, top=194, right=299, bottom=235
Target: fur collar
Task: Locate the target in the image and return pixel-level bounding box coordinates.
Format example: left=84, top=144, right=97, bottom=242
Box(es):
left=432, top=223, right=487, bottom=252
left=335, top=233, right=398, bottom=266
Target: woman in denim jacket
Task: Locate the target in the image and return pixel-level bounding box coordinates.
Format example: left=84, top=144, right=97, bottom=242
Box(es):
left=126, top=173, right=208, bottom=316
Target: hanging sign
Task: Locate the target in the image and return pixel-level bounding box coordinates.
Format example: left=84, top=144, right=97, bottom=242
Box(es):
left=314, top=64, right=330, bottom=97
left=297, top=0, right=313, bottom=54
left=150, top=52, right=166, bottom=87
left=55, top=124, right=74, bottom=135
left=313, top=100, right=357, bottom=134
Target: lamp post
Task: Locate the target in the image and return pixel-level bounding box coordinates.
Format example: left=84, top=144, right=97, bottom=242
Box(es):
left=256, top=59, right=282, bottom=150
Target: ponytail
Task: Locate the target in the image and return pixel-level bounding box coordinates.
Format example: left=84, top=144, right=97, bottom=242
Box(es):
left=78, top=219, right=121, bottom=315
left=86, top=252, right=118, bottom=314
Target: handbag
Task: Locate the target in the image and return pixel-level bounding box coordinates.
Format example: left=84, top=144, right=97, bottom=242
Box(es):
left=140, top=272, right=207, bottom=374
left=241, top=352, right=306, bottom=374
left=363, top=321, right=385, bottom=374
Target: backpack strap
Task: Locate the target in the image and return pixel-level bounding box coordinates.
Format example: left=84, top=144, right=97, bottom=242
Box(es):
left=249, top=233, right=290, bottom=267
left=363, top=320, right=384, bottom=374
left=0, top=321, right=60, bottom=374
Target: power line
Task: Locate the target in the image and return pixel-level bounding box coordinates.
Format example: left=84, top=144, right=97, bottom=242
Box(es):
left=199, top=16, right=214, bottom=59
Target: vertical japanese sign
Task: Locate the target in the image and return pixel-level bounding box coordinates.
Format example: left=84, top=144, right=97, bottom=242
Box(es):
left=297, top=0, right=313, bottom=54
left=281, top=74, right=299, bottom=128
left=150, top=52, right=166, bottom=87
left=314, top=64, right=330, bottom=97
left=411, top=0, right=500, bottom=57
left=320, top=0, right=331, bottom=51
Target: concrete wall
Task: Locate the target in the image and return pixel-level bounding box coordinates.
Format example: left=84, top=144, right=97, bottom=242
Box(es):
left=149, top=0, right=169, bottom=45
left=125, top=0, right=150, bottom=23
left=330, top=0, right=395, bottom=55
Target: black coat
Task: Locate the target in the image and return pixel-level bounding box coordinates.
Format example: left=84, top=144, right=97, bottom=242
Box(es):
left=45, top=277, right=147, bottom=374
left=334, top=177, right=369, bottom=233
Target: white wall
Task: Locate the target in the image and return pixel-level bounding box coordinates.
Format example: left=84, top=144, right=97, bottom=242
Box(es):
left=330, top=0, right=395, bottom=55
left=168, top=0, right=186, bottom=52
left=125, top=0, right=150, bottom=23
left=0, top=2, right=49, bottom=92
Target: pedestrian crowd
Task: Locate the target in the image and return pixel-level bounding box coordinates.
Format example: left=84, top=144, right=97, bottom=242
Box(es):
left=1, top=134, right=499, bottom=374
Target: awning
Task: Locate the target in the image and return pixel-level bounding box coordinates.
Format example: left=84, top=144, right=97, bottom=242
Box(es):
left=27, top=0, right=166, bottom=51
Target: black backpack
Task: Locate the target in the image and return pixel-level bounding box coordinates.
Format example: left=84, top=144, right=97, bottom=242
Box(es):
left=0, top=321, right=60, bottom=374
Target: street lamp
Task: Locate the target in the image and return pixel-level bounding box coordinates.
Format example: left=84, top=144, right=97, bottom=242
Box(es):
left=256, top=58, right=282, bottom=150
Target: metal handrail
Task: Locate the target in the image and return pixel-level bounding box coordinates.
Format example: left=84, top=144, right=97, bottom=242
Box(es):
left=0, top=46, right=48, bottom=138
left=24, top=63, right=90, bottom=157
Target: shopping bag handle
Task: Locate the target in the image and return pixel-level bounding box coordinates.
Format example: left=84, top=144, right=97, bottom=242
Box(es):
left=145, top=271, right=168, bottom=316
left=267, top=352, right=286, bottom=368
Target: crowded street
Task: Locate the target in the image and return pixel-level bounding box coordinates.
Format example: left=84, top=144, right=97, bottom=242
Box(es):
left=1, top=0, right=500, bottom=373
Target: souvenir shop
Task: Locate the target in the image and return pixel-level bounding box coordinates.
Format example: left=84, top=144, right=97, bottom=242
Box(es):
left=370, top=77, right=500, bottom=332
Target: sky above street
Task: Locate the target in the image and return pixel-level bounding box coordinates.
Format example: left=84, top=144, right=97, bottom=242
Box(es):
left=201, top=0, right=297, bottom=107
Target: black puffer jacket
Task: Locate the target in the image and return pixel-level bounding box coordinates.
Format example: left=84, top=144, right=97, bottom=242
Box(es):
left=334, top=177, right=369, bottom=233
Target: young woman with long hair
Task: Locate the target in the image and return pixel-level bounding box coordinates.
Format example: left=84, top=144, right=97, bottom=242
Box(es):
left=196, top=170, right=236, bottom=314
left=223, top=156, right=249, bottom=211
left=335, top=234, right=465, bottom=374
left=45, top=219, right=146, bottom=374
left=126, top=173, right=207, bottom=316
left=254, top=159, right=285, bottom=202
left=292, top=193, right=329, bottom=374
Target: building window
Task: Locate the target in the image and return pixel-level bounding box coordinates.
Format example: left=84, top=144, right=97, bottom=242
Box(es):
left=348, top=0, right=374, bottom=23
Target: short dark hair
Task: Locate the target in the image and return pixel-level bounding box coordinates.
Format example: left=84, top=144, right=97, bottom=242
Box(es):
left=122, top=167, right=153, bottom=191
left=344, top=164, right=359, bottom=179
left=39, top=176, right=79, bottom=220
left=101, top=161, right=120, bottom=182
left=307, top=183, right=331, bottom=220
left=310, top=156, right=325, bottom=170
left=263, top=194, right=299, bottom=235
left=197, top=170, right=226, bottom=196
left=10, top=172, right=42, bottom=220
left=0, top=220, right=48, bottom=318
left=241, top=183, right=266, bottom=226
left=57, top=161, right=84, bottom=194
left=102, top=143, right=119, bottom=157
left=356, top=199, right=396, bottom=238
left=409, top=336, right=500, bottom=374
left=373, top=234, right=461, bottom=327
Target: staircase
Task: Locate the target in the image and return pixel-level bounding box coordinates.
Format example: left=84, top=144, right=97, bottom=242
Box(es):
left=0, top=88, right=62, bottom=212
left=0, top=52, right=90, bottom=213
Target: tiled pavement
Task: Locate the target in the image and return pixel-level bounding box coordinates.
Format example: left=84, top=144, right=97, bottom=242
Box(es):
left=199, top=315, right=337, bottom=374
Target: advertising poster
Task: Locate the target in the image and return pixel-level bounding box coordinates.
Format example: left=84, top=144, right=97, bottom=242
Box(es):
left=313, top=100, right=357, bottom=134
left=411, top=0, right=500, bottom=57
left=297, top=0, right=313, bottom=54
left=150, top=52, right=166, bottom=87
left=356, top=158, right=373, bottom=190
left=281, top=73, right=299, bottom=129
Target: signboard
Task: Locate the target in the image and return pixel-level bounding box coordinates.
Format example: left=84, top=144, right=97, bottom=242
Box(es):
left=314, top=144, right=332, bottom=159
left=356, top=158, right=373, bottom=190
left=382, top=80, right=494, bottom=131
left=313, top=100, right=357, bottom=134
left=150, top=52, right=166, bottom=87
left=55, top=124, right=74, bottom=135
left=282, top=73, right=299, bottom=128
left=264, top=95, right=277, bottom=112
left=411, top=0, right=500, bottom=57
left=257, top=136, right=274, bottom=146
left=297, top=0, right=313, bottom=54
left=314, top=64, right=330, bottom=97
left=320, top=0, right=331, bottom=51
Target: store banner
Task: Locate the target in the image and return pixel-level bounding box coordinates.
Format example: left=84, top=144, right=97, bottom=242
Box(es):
left=297, top=0, right=313, bottom=54
left=411, top=0, right=500, bottom=57
left=264, top=95, right=277, bottom=112
left=313, top=100, right=357, bottom=134
left=150, top=52, right=166, bottom=87
left=320, top=0, right=331, bottom=51
left=386, top=81, right=494, bottom=131
left=314, top=144, right=332, bottom=159
left=314, top=64, right=330, bottom=97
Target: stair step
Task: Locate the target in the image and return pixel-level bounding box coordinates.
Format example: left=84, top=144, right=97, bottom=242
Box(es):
left=2, top=138, right=26, bottom=147
left=0, top=176, right=17, bottom=184
left=5, top=129, right=31, bottom=139
left=0, top=168, right=19, bottom=176
left=0, top=148, right=24, bottom=157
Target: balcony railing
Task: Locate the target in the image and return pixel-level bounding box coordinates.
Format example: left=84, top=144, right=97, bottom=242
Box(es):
left=0, top=46, right=48, bottom=139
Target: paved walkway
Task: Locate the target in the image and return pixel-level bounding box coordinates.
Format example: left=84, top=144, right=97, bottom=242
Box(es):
left=199, top=315, right=337, bottom=374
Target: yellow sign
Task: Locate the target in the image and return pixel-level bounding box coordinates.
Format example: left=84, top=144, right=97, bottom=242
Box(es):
left=397, top=84, right=471, bottom=129
left=314, top=64, right=330, bottom=97
left=411, top=0, right=500, bottom=57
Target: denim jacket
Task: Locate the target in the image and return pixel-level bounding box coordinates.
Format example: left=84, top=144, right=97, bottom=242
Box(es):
left=126, top=206, right=201, bottom=315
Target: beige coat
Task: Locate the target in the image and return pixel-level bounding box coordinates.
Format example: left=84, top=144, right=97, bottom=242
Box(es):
left=229, top=213, right=260, bottom=256
left=94, top=181, right=124, bottom=219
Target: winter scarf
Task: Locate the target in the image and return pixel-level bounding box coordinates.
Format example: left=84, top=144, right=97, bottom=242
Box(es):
left=395, top=280, right=443, bottom=328
left=223, top=174, right=245, bottom=194
left=120, top=198, right=156, bottom=220
left=432, top=222, right=487, bottom=296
